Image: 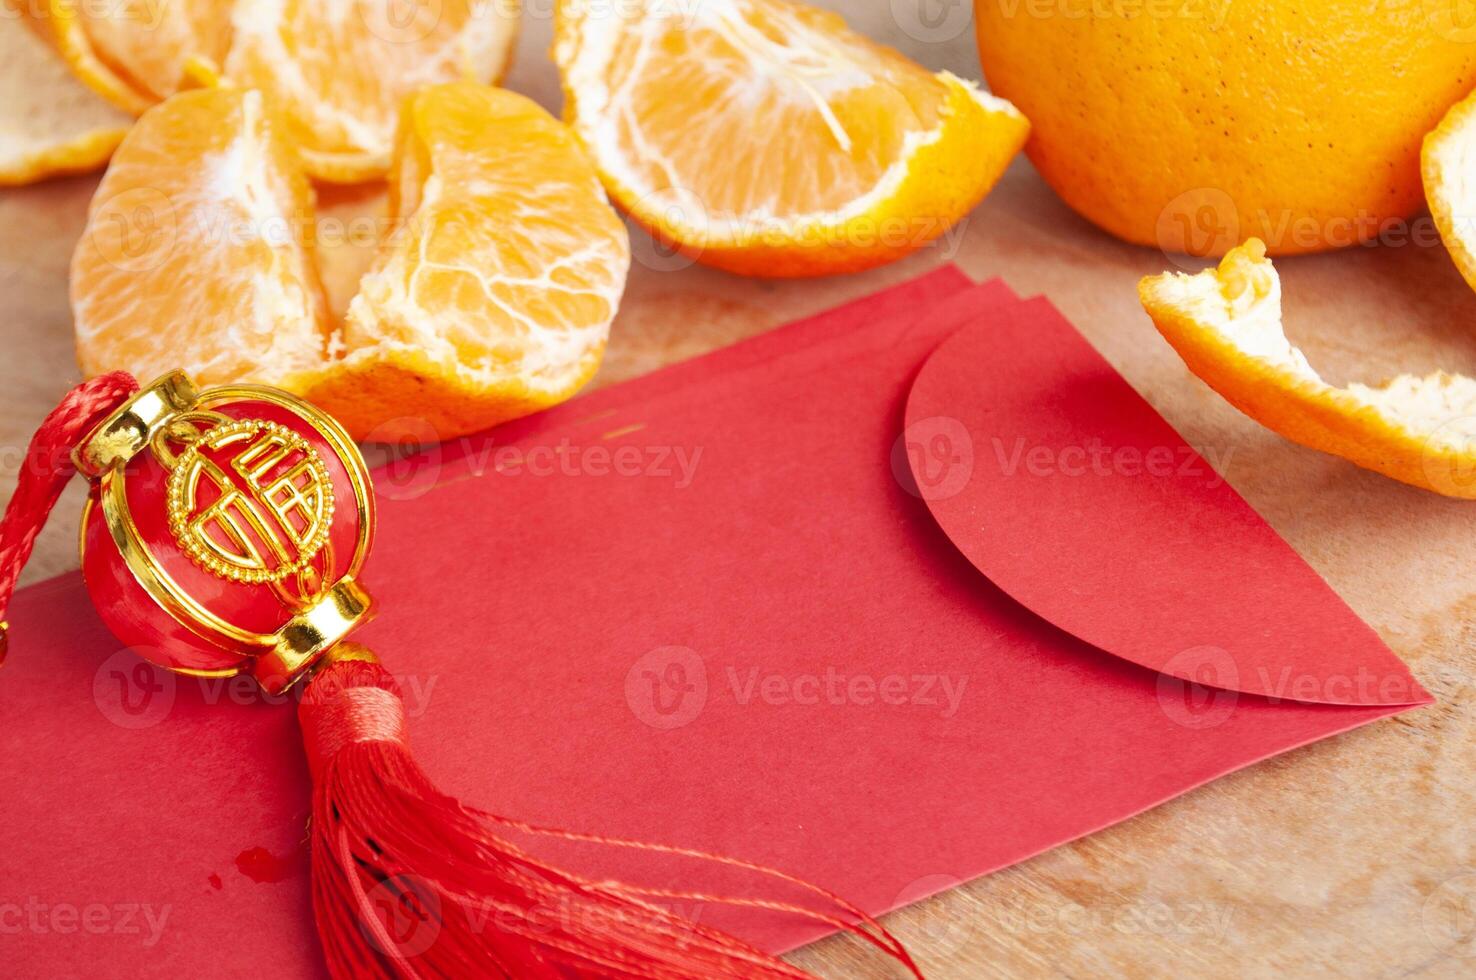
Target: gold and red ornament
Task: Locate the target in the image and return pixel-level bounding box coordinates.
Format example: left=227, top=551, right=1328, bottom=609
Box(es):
left=0, top=371, right=921, bottom=979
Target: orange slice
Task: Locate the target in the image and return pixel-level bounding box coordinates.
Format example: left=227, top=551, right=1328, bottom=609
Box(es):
left=552, top=0, right=1027, bottom=277
left=0, top=12, right=130, bottom=185
left=1424, top=88, right=1476, bottom=297
left=1139, top=240, right=1476, bottom=498
left=302, top=82, right=630, bottom=440
left=223, top=0, right=520, bottom=182
left=46, top=0, right=231, bottom=113
left=72, top=86, right=330, bottom=388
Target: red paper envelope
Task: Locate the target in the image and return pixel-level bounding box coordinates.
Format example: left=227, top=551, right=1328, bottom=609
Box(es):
left=0, top=269, right=1427, bottom=976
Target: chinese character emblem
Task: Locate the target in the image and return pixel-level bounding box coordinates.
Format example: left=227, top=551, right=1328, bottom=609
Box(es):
left=164, top=418, right=335, bottom=595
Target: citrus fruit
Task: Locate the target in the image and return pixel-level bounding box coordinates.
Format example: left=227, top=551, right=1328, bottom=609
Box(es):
left=46, top=0, right=232, bottom=113
left=975, top=2, right=1476, bottom=256
left=1139, top=240, right=1476, bottom=498
left=553, top=0, right=1027, bottom=277
left=302, top=82, right=630, bottom=440
left=73, top=82, right=629, bottom=443
left=223, top=0, right=520, bottom=182
left=72, top=86, right=330, bottom=388
left=0, top=11, right=130, bottom=185
left=1423, top=88, right=1476, bottom=296
left=44, top=0, right=519, bottom=182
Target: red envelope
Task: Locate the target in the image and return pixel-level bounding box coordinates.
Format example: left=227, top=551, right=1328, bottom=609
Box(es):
left=0, top=269, right=1427, bottom=976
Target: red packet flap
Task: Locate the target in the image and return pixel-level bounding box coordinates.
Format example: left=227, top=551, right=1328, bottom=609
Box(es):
left=904, top=297, right=1428, bottom=707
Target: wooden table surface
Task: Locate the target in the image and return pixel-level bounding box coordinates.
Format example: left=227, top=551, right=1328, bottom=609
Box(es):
left=5, top=5, right=1476, bottom=977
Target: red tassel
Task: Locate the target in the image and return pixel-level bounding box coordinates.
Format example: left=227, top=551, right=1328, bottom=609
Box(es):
left=0, top=372, right=140, bottom=663
left=299, top=651, right=925, bottom=979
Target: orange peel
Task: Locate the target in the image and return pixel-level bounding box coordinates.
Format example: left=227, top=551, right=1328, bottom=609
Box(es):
left=1140, top=240, right=1476, bottom=498
left=0, top=13, right=130, bottom=185
left=1424, top=87, right=1476, bottom=298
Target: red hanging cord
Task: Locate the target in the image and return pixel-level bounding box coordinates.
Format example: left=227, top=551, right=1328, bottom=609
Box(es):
left=0, top=371, right=139, bottom=661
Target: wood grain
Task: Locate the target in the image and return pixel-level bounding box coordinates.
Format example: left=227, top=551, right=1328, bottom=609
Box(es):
left=3, top=5, right=1474, bottom=977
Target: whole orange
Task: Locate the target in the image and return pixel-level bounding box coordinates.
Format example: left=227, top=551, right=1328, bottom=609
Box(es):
left=974, top=1, right=1476, bottom=255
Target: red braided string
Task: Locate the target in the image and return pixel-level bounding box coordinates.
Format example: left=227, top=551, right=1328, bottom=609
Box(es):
left=0, top=372, right=139, bottom=655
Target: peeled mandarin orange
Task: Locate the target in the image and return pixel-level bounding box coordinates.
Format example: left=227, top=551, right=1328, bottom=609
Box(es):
left=976, top=2, right=1476, bottom=256
left=47, top=0, right=231, bottom=113
left=73, top=83, right=627, bottom=442
left=553, top=0, right=1027, bottom=277
left=1139, top=240, right=1476, bottom=498
left=72, top=86, right=330, bottom=388
left=223, top=0, right=520, bottom=182
left=1423, top=88, right=1476, bottom=296
left=0, top=11, right=130, bottom=185
left=301, top=82, right=630, bottom=441
left=44, top=1, right=519, bottom=182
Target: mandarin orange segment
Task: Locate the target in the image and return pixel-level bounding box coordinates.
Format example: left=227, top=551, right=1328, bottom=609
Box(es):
left=0, top=11, right=130, bottom=185
left=42, top=0, right=519, bottom=182
left=224, top=0, right=520, bottom=182
left=1140, top=240, right=1476, bottom=498
left=302, top=82, right=630, bottom=440
left=47, top=0, right=232, bottom=113
left=553, top=0, right=1027, bottom=277
left=72, top=87, right=330, bottom=388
